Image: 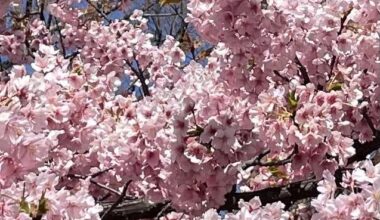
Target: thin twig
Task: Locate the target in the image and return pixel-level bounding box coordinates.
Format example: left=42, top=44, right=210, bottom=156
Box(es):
left=125, top=59, right=151, bottom=97
left=363, top=109, right=378, bottom=136
left=329, top=7, right=353, bottom=76
left=90, top=180, right=122, bottom=196
left=39, top=1, right=45, bottom=21
left=86, top=0, right=111, bottom=23
left=155, top=201, right=171, bottom=220
left=294, top=55, right=310, bottom=84
left=65, top=167, right=134, bottom=200
left=179, top=213, right=185, bottom=220
left=91, top=167, right=115, bottom=178
left=24, top=36, right=35, bottom=59
left=143, top=13, right=178, bottom=17
left=25, top=0, right=32, bottom=17
left=67, top=173, right=121, bottom=196
left=127, top=78, right=139, bottom=91
left=242, top=148, right=296, bottom=169
left=273, top=70, right=290, bottom=82
left=101, top=180, right=132, bottom=219
left=241, top=150, right=270, bottom=170
left=55, top=19, right=66, bottom=57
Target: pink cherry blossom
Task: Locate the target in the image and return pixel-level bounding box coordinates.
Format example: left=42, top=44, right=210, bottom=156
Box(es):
left=0, top=0, right=379, bottom=219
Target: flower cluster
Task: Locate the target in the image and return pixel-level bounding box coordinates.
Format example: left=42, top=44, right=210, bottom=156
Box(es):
left=311, top=161, right=380, bottom=219
left=0, top=171, right=102, bottom=220
left=0, top=0, right=379, bottom=219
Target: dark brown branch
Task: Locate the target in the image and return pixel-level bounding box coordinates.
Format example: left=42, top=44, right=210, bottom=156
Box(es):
left=39, top=1, right=45, bottom=21
left=101, top=199, right=173, bottom=220
left=295, top=56, right=311, bottom=84
left=67, top=174, right=121, bottom=196
left=55, top=19, right=66, bottom=57
left=242, top=149, right=295, bottom=169
left=25, top=0, right=32, bottom=17
left=98, top=135, right=380, bottom=219
left=65, top=51, right=80, bottom=61
left=86, top=0, right=111, bottom=23
left=241, top=150, right=269, bottom=169
left=24, top=35, right=35, bottom=59
left=155, top=202, right=171, bottom=220
left=338, top=7, right=353, bottom=36
left=220, top=178, right=318, bottom=211
left=347, top=135, right=380, bottom=165
left=329, top=6, right=353, bottom=76
left=46, top=12, right=53, bottom=29
left=127, top=78, right=139, bottom=92
left=101, top=180, right=132, bottom=219
left=32, top=215, right=42, bottom=220
left=66, top=167, right=136, bottom=200
left=91, top=167, right=115, bottom=178
left=273, top=70, right=290, bottom=82
left=363, top=109, right=378, bottom=136
left=126, top=59, right=151, bottom=97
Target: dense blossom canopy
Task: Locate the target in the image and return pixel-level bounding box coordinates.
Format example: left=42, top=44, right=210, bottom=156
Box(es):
left=0, top=0, right=379, bottom=219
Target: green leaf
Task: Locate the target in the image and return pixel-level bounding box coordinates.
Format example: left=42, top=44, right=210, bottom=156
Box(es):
left=268, top=166, right=287, bottom=178
left=19, top=199, right=30, bottom=214
left=326, top=82, right=343, bottom=92
left=187, top=125, right=204, bottom=137
left=159, top=0, right=181, bottom=6
left=37, top=192, right=49, bottom=215
left=287, top=90, right=298, bottom=112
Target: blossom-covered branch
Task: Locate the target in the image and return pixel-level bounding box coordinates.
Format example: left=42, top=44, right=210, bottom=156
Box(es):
left=98, top=134, right=380, bottom=219
left=0, top=0, right=379, bottom=220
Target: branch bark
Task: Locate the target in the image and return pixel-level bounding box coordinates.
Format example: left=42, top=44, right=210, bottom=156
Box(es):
left=101, top=199, right=173, bottom=220
left=101, top=181, right=133, bottom=219
left=295, top=56, right=310, bottom=84
left=126, top=59, right=151, bottom=97
left=99, top=135, right=380, bottom=219
left=329, top=6, right=353, bottom=76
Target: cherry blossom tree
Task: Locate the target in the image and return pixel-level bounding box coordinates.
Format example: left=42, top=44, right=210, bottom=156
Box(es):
left=0, top=0, right=379, bottom=219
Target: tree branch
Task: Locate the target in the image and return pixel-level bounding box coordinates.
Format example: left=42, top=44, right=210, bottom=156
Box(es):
left=143, top=13, right=178, bottom=17
left=220, top=178, right=318, bottom=211
left=39, top=1, right=45, bottom=21
left=98, top=135, right=380, bottom=219
left=101, top=180, right=132, bottom=219
left=86, top=0, right=111, bottom=23
left=295, top=55, right=311, bottom=84
left=329, top=6, right=353, bottom=76
left=363, top=109, right=378, bottom=136
left=55, top=19, right=66, bottom=58
left=101, top=199, right=173, bottom=220
left=155, top=201, right=171, bottom=220
left=242, top=149, right=295, bottom=169
left=126, top=59, right=151, bottom=97
left=273, top=70, right=290, bottom=83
